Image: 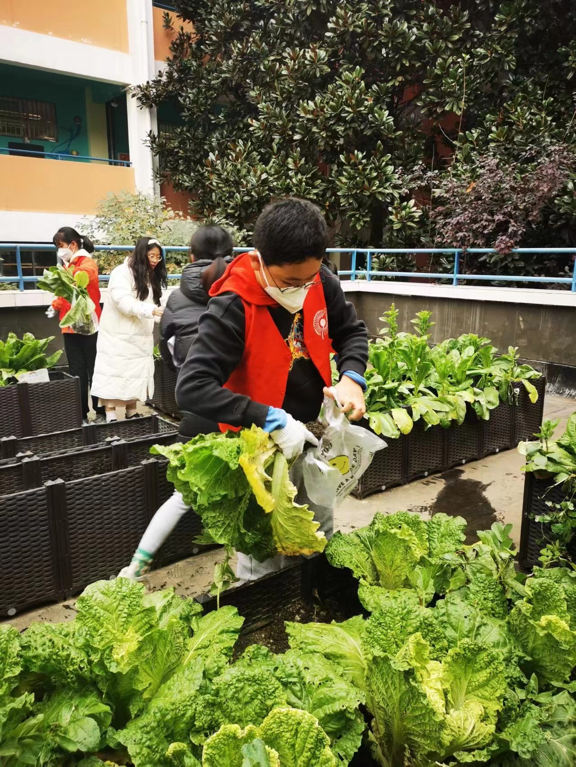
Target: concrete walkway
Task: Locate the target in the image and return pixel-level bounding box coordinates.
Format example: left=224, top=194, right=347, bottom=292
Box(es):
left=5, top=392, right=574, bottom=631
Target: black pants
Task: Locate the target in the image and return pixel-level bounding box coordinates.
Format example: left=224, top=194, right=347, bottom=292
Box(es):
left=63, top=333, right=105, bottom=419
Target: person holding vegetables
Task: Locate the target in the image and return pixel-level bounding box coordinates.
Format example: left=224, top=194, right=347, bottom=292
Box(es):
left=91, top=237, right=167, bottom=423
left=48, top=227, right=105, bottom=424
left=119, top=199, right=368, bottom=580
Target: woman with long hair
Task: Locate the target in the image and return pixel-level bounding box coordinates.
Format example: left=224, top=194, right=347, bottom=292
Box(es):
left=91, top=237, right=167, bottom=421
left=50, top=227, right=105, bottom=423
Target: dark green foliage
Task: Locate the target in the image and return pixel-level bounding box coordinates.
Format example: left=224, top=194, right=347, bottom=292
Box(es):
left=138, top=0, right=576, bottom=273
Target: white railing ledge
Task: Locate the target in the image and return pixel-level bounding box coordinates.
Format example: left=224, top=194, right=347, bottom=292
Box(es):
left=1, top=281, right=575, bottom=310
left=0, top=286, right=180, bottom=309
left=340, top=280, right=576, bottom=308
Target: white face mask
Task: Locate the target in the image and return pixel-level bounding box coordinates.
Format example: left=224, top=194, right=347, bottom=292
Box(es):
left=57, top=247, right=74, bottom=264
left=257, top=252, right=312, bottom=314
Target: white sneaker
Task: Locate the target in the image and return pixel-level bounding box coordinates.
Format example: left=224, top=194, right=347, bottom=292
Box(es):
left=118, top=560, right=150, bottom=580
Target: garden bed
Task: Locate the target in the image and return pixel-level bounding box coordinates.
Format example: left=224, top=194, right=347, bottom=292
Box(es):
left=0, top=371, right=82, bottom=439
left=147, top=357, right=180, bottom=418
left=0, top=413, right=177, bottom=461
left=354, top=377, right=545, bottom=499
left=0, top=455, right=212, bottom=617
left=519, top=473, right=576, bottom=569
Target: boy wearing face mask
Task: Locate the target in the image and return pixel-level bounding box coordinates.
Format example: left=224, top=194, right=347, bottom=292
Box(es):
left=176, top=198, right=367, bottom=579
left=119, top=198, right=368, bottom=582
left=176, top=198, right=368, bottom=443
left=50, top=227, right=105, bottom=424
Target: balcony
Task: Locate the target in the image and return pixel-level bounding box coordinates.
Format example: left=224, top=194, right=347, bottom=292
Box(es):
left=0, top=152, right=135, bottom=215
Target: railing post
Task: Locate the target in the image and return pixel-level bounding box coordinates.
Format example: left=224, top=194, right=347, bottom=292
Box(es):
left=453, top=250, right=460, bottom=287
left=16, top=246, right=24, bottom=291
left=351, top=250, right=357, bottom=281
left=572, top=254, right=576, bottom=292
left=366, top=251, right=372, bottom=281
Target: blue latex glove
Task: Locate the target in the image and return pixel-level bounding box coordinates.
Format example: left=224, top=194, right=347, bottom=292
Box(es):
left=264, top=406, right=288, bottom=433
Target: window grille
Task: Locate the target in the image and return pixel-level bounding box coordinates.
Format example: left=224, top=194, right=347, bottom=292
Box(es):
left=158, top=121, right=178, bottom=139
left=0, top=97, right=57, bottom=142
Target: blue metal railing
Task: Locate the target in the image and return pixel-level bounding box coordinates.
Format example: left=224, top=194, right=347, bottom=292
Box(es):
left=0, top=245, right=575, bottom=292
left=0, top=147, right=132, bottom=166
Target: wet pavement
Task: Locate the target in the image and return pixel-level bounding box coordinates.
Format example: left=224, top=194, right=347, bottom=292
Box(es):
left=5, top=392, right=574, bottom=630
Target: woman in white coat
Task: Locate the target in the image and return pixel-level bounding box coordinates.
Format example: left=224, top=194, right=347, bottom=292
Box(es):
left=92, top=237, right=167, bottom=422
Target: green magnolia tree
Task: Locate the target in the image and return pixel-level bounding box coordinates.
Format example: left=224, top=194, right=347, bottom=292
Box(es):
left=138, top=0, right=576, bottom=258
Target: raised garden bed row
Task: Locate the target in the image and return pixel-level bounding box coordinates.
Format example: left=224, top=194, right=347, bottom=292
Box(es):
left=0, top=371, right=82, bottom=439
left=354, top=376, right=546, bottom=498
left=0, top=455, right=211, bottom=617
left=0, top=413, right=176, bottom=462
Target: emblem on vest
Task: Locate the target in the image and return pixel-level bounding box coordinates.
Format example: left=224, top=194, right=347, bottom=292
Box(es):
left=313, top=309, right=328, bottom=338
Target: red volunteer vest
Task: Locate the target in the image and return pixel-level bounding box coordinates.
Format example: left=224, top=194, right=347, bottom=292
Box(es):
left=209, top=252, right=333, bottom=432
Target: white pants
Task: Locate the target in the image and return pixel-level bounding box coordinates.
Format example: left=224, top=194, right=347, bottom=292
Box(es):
left=138, top=490, right=190, bottom=555
left=137, top=454, right=334, bottom=581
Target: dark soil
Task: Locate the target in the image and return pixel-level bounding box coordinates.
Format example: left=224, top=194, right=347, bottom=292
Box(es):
left=234, top=595, right=348, bottom=656
left=306, top=420, right=327, bottom=441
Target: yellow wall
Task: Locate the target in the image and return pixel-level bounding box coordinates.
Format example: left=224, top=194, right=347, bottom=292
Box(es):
left=85, top=88, right=109, bottom=160
left=0, top=0, right=129, bottom=52
left=0, top=155, right=135, bottom=214
left=153, top=5, right=194, bottom=62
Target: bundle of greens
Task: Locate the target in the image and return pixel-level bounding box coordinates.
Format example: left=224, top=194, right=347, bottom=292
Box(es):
left=0, top=332, right=62, bottom=385
left=152, top=426, right=327, bottom=563
left=37, top=266, right=97, bottom=335
left=365, top=305, right=541, bottom=439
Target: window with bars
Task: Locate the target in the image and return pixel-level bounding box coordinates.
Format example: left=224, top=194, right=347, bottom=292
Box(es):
left=158, top=121, right=178, bottom=139
left=158, top=122, right=178, bottom=172
left=0, top=97, right=57, bottom=142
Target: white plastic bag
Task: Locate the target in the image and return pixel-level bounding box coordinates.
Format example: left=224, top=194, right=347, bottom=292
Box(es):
left=303, top=391, right=386, bottom=506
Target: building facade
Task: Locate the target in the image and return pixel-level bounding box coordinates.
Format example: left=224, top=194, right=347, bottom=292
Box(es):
left=0, top=0, right=189, bottom=251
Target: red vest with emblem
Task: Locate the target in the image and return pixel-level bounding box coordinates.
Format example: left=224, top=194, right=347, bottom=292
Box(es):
left=209, top=252, right=333, bottom=431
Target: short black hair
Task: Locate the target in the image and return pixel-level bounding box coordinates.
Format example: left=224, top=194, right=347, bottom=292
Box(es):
left=253, top=198, right=327, bottom=265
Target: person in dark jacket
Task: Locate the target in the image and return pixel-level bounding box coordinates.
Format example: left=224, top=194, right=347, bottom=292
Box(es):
left=159, top=225, right=234, bottom=440
left=118, top=225, right=234, bottom=579
left=159, top=226, right=234, bottom=372
left=119, top=200, right=368, bottom=581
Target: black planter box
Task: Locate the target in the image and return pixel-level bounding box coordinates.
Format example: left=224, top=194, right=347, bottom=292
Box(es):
left=353, top=378, right=545, bottom=500
left=0, top=413, right=177, bottom=462
left=353, top=431, right=405, bottom=499
left=0, top=456, right=210, bottom=617
left=147, top=359, right=180, bottom=419
left=196, top=560, right=310, bottom=635
left=445, top=409, right=482, bottom=468
left=0, top=371, right=82, bottom=439
left=519, top=473, right=576, bottom=569
left=0, top=431, right=179, bottom=497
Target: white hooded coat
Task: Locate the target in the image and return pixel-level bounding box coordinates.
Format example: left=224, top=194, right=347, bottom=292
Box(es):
left=91, top=259, right=161, bottom=402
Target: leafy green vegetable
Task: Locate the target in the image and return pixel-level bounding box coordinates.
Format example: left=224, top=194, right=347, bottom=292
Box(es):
left=0, top=332, right=62, bottom=384
left=364, top=307, right=540, bottom=438
left=2, top=513, right=576, bottom=767
left=326, top=511, right=466, bottom=606
left=152, top=426, right=327, bottom=561
left=202, top=708, right=337, bottom=767
left=37, top=264, right=97, bottom=334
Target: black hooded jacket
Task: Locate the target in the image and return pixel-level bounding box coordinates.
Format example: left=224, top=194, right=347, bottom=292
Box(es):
left=159, top=258, right=231, bottom=370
